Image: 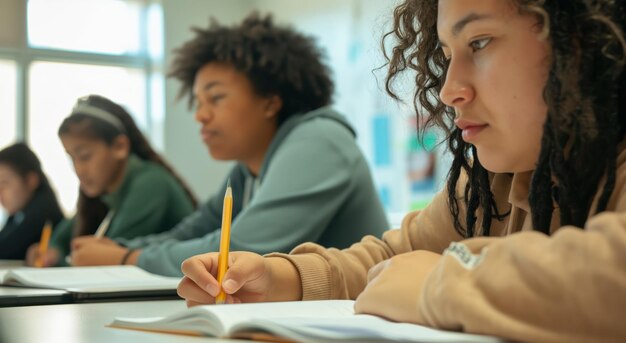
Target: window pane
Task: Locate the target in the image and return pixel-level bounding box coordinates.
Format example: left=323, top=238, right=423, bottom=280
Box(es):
left=0, top=60, right=17, bottom=148
left=28, top=61, right=146, bottom=214
left=27, top=0, right=142, bottom=55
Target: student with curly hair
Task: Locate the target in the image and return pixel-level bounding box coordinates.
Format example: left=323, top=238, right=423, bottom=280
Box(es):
left=178, top=0, right=626, bottom=341
left=71, top=13, right=388, bottom=276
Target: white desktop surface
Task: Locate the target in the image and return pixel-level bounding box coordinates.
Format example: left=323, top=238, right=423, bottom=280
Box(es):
left=0, top=300, right=253, bottom=343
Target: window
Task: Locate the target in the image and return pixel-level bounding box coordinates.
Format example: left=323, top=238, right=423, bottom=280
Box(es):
left=27, top=0, right=143, bottom=55
left=0, top=0, right=163, bottom=215
left=0, top=60, right=17, bottom=148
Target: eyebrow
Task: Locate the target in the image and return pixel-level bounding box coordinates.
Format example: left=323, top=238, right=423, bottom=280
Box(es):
left=439, top=12, right=494, bottom=47
left=202, top=81, right=223, bottom=92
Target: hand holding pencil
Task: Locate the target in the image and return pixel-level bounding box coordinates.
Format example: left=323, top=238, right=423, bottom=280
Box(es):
left=34, top=221, right=53, bottom=267
left=177, top=179, right=303, bottom=306
left=26, top=221, right=59, bottom=267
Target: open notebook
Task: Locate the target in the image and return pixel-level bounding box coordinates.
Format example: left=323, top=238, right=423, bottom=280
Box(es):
left=0, top=265, right=181, bottom=300
left=110, top=300, right=502, bottom=343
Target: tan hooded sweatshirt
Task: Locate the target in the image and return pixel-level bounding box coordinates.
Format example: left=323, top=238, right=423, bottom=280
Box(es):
left=268, top=142, right=626, bottom=342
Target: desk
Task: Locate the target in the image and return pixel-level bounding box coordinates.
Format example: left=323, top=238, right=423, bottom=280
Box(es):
left=0, top=287, right=69, bottom=307
left=0, top=300, right=252, bottom=342
left=0, top=260, right=25, bottom=269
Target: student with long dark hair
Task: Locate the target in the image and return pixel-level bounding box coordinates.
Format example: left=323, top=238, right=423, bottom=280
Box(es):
left=178, top=0, right=626, bottom=341
left=69, top=13, right=388, bottom=276
left=26, top=95, right=196, bottom=267
left=0, top=143, right=64, bottom=260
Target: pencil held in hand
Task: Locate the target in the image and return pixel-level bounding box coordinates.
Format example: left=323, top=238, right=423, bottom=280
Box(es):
left=216, top=179, right=233, bottom=304
left=35, top=221, right=53, bottom=268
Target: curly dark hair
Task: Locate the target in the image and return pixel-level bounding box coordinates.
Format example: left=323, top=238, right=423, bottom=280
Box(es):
left=169, top=12, right=334, bottom=125
left=384, top=0, right=626, bottom=237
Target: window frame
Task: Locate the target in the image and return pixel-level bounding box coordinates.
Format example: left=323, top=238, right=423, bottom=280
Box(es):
left=0, top=0, right=161, bottom=143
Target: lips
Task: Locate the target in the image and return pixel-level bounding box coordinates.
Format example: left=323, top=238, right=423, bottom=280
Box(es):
left=454, top=119, right=488, bottom=142
left=200, top=129, right=219, bottom=143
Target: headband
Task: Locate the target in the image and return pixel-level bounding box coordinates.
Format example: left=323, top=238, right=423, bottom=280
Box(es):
left=70, top=101, right=126, bottom=132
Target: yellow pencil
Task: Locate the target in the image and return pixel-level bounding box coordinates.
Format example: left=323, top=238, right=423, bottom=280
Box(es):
left=216, top=179, right=233, bottom=304
left=35, top=221, right=53, bottom=268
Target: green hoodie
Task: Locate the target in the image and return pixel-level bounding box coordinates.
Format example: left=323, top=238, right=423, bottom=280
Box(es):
left=120, top=107, right=388, bottom=276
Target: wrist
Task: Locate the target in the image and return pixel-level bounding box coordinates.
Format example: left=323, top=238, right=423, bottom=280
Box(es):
left=120, top=248, right=140, bottom=265
left=266, top=257, right=302, bottom=301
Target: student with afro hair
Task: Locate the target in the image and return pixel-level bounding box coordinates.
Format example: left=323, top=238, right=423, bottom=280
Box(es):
left=71, top=13, right=388, bottom=277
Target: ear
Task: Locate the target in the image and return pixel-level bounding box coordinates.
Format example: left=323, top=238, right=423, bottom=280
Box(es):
left=263, top=95, right=283, bottom=120
left=24, top=172, right=40, bottom=193
left=111, top=135, right=131, bottom=160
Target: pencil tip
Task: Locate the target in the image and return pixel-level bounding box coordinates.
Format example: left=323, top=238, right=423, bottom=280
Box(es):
left=227, top=178, right=231, bottom=188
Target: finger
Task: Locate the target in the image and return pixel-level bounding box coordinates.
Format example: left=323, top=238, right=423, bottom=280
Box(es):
left=71, top=236, right=93, bottom=250
left=221, top=253, right=265, bottom=294
left=69, top=250, right=80, bottom=266
left=186, top=299, right=209, bottom=308
left=26, top=245, right=39, bottom=265
left=367, top=260, right=389, bottom=283
left=177, top=277, right=217, bottom=305
left=44, top=254, right=56, bottom=267
left=180, top=254, right=220, bottom=296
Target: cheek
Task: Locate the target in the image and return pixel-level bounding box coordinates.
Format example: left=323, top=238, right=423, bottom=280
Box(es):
left=85, top=156, right=113, bottom=187
left=222, top=112, right=254, bottom=146
left=2, top=185, right=29, bottom=212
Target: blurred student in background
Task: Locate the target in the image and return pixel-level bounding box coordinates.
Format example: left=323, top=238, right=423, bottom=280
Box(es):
left=0, top=143, right=64, bottom=260
left=70, top=13, right=388, bottom=276
left=26, top=94, right=196, bottom=267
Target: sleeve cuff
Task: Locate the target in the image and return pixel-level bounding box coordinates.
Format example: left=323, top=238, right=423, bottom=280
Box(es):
left=265, top=252, right=333, bottom=300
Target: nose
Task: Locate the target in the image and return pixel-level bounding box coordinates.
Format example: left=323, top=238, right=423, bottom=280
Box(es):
left=194, top=104, right=213, bottom=124
left=72, top=161, right=87, bottom=180
left=439, top=59, right=475, bottom=110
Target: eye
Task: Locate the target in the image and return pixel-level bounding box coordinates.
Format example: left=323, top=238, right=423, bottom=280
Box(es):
left=210, top=94, right=226, bottom=104
left=470, top=37, right=492, bottom=52
left=77, top=153, right=92, bottom=162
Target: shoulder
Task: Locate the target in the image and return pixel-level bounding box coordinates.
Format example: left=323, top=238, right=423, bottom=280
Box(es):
left=279, top=113, right=360, bottom=161
left=287, top=114, right=354, bottom=143
left=128, top=160, right=180, bottom=192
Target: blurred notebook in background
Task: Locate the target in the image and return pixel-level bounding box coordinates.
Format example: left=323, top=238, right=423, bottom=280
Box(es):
left=1, top=265, right=181, bottom=301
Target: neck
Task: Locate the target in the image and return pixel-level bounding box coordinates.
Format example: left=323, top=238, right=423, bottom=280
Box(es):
left=244, top=148, right=267, bottom=177
left=243, top=130, right=276, bottom=176
left=106, top=158, right=129, bottom=194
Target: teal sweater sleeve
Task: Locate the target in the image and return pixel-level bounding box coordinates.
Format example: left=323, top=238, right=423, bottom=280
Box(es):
left=137, top=118, right=362, bottom=276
